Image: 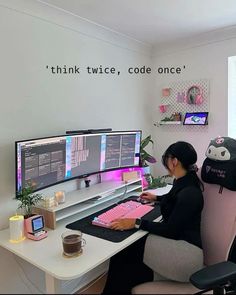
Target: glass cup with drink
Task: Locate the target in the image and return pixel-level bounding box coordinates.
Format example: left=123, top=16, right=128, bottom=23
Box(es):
left=61, top=230, right=86, bottom=257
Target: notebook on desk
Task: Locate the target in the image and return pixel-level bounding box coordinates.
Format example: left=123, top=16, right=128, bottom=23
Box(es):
left=66, top=199, right=161, bottom=243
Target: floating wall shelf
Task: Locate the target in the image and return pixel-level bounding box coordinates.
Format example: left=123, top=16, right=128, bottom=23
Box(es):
left=159, top=121, right=182, bottom=125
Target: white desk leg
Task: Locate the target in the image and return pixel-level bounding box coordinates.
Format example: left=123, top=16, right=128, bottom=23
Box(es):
left=45, top=273, right=59, bottom=294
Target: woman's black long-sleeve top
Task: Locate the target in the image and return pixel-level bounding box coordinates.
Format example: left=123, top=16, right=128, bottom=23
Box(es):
left=139, top=173, right=204, bottom=248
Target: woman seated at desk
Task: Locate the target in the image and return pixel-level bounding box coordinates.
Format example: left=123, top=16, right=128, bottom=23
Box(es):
left=102, top=141, right=204, bottom=294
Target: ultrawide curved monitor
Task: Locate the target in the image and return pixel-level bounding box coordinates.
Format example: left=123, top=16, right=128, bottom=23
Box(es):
left=15, top=130, right=141, bottom=196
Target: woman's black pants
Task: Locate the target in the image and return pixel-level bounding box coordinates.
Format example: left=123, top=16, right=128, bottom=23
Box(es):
left=102, top=235, right=154, bottom=294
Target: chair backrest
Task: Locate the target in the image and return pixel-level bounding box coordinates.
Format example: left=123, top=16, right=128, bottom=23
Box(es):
left=200, top=169, right=236, bottom=266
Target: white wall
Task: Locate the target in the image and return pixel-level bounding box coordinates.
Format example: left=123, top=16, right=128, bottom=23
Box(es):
left=0, top=0, right=152, bottom=292
left=228, top=56, right=236, bottom=138
left=151, top=36, right=236, bottom=176
left=2, top=0, right=236, bottom=292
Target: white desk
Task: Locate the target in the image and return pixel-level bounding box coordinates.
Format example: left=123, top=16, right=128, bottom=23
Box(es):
left=0, top=185, right=172, bottom=294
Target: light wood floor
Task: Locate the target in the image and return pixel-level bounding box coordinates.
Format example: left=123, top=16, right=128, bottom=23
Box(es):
left=75, top=273, right=107, bottom=294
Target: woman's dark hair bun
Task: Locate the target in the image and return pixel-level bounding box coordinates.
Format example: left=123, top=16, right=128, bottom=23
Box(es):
left=162, top=141, right=197, bottom=171
left=162, top=141, right=204, bottom=191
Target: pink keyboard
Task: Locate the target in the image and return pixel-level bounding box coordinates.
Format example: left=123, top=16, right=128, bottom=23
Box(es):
left=92, top=200, right=154, bottom=228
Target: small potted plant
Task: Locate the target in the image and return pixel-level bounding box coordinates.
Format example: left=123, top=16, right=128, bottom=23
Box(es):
left=16, top=184, right=43, bottom=218
left=147, top=175, right=168, bottom=189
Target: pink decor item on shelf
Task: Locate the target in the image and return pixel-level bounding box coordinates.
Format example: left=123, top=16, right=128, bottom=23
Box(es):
left=176, top=92, right=182, bottom=103
left=159, top=104, right=167, bottom=113
left=162, top=88, right=171, bottom=97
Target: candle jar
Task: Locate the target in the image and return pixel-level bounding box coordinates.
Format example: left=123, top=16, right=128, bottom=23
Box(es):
left=54, top=190, right=66, bottom=204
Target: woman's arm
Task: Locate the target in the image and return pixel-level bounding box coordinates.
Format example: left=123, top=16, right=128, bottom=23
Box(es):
left=139, top=192, right=158, bottom=201
left=139, top=191, right=168, bottom=202
left=139, top=187, right=203, bottom=239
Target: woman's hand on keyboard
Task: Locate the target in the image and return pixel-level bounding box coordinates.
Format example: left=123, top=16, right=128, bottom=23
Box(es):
left=110, top=218, right=135, bottom=230
left=139, top=192, right=157, bottom=202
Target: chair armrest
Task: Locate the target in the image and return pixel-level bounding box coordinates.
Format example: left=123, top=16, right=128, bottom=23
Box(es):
left=190, top=261, right=236, bottom=290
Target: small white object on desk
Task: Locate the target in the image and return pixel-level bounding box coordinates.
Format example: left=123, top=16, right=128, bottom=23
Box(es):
left=42, top=196, right=58, bottom=208
left=148, top=184, right=172, bottom=196
left=55, top=190, right=66, bottom=204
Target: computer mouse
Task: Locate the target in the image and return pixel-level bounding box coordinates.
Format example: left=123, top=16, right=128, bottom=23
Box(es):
left=136, top=197, right=151, bottom=204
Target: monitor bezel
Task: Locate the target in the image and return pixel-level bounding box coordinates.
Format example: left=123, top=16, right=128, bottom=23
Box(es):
left=15, top=130, right=142, bottom=197
left=183, top=112, right=209, bottom=126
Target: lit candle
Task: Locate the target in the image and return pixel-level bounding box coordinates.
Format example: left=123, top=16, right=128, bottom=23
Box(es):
left=9, top=215, right=25, bottom=243
left=55, top=191, right=66, bottom=204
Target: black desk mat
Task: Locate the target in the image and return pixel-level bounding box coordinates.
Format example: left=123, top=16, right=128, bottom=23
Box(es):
left=66, top=200, right=161, bottom=243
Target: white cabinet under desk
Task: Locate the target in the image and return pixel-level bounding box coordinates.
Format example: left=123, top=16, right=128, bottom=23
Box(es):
left=33, top=178, right=143, bottom=229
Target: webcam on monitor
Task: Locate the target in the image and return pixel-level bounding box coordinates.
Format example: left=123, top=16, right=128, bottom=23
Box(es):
left=183, top=112, right=209, bottom=125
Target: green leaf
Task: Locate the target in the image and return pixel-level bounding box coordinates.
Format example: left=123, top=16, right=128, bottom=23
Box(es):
left=141, top=135, right=152, bottom=149
left=16, top=183, right=43, bottom=216
left=140, top=134, right=157, bottom=167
